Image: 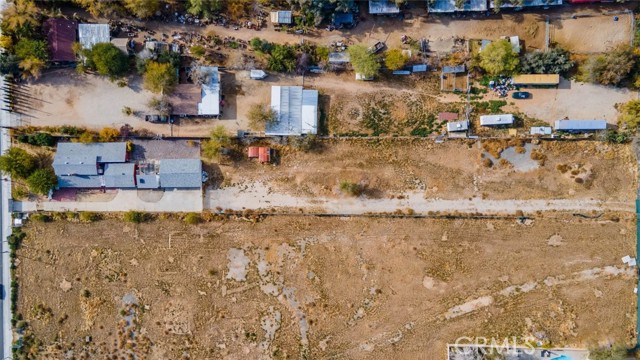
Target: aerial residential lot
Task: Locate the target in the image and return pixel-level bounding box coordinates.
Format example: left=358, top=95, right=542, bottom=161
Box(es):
left=16, top=214, right=635, bottom=359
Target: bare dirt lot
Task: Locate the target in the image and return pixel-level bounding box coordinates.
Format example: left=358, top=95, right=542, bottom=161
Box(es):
left=550, top=13, right=632, bottom=54
left=213, top=139, right=636, bottom=205
left=15, top=213, right=636, bottom=359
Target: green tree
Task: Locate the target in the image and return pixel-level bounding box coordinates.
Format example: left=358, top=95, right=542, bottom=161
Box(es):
left=0, top=147, right=36, bottom=179
left=186, top=0, right=223, bottom=18
left=26, top=169, right=57, bottom=195
left=385, top=48, right=408, bottom=71
left=479, top=40, right=519, bottom=76
left=267, top=44, right=297, bottom=73
left=619, top=99, right=640, bottom=129
left=247, top=103, right=277, bottom=131
left=520, top=47, right=574, bottom=75
left=15, top=38, right=48, bottom=61
left=348, top=45, right=380, bottom=78
left=202, top=125, right=230, bottom=160
left=122, top=0, right=160, bottom=18
left=584, top=46, right=635, bottom=86
left=143, top=61, right=177, bottom=94
left=72, top=0, right=122, bottom=17
left=0, top=53, right=20, bottom=76
left=84, top=43, right=129, bottom=77
left=1, top=0, right=39, bottom=34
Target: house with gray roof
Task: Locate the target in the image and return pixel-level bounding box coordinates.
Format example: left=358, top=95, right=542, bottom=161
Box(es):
left=159, top=159, right=203, bottom=189
left=78, top=23, right=110, bottom=49
left=369, top=0, right=400, bottom=14
left=52, top=142, right=203, bottom=190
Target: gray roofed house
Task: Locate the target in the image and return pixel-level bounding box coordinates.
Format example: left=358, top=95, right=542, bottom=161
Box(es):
left=442, top=65, right=466, bottom=73
left=57, top=175, right=103, bottom=188
left=159, top=159, right=203, bottom=189
left=369, top=0, right=400, bottom=14
left=268, top=86, right=318, bottom=136
left=555, top=120, right=607, bottom=132
left=137, top=174, right=160, bottom=189
left=53, top=142, right=128, bottom=188
left=328, top=52, right=350, bottom=64
left=78, top=23, right=110, bottom=49
left=103, top=163, right=136, bottom=188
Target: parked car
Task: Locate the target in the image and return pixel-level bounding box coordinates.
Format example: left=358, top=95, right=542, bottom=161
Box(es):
left=144, top=114, right=174, bottom=123
left=512, top=91, right=531, bottom=99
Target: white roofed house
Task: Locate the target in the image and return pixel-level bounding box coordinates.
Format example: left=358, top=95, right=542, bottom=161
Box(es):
left=480, top=114, right=514, bottom=127
left=197, top=66, right=221, bottom=117
left=270, top=10, right=293, bottom=24
left=555, top=120, right=607, bottom=132
left=268, top=86, right=318, bottom=136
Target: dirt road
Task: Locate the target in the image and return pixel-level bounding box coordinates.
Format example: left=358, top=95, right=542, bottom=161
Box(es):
left=205, top=182, right=633, bottom=214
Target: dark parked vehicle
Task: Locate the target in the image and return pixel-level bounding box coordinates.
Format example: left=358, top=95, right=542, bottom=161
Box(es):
left=512, top=91, right=531, bottom=99
left=145, top=115, right=174, bottom=123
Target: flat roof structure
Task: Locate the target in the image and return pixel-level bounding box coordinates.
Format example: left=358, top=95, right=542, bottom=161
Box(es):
left=78, top=23, right=110, bottom=49
left=447, top=120, right=469, bottom=132
left=490, top=0, right=562, bottom=8
left=270, top=10, right=292, bottom=24
left=480, top=114, right=514, bottom=126
left=103, top=163, right=136, bottom=188
left=268, top=86, right=318, bottom=136
left=333, top=13, right=355, bottom=25
left=429, top=0, right=487, bottom=13
left=53, top=142, right=127, bottom=176
left=412, top=64, right=428, bottom=73
left=555, top=120, right=607, bottom=132
left=198, top=66, right=220, bottom=116
left=531, top=126, right=552, bottom=135
left=369, top=0, right=400, bottom=14
left=439, top=112, right=459, bottom=122
left=43, top=18, right=78, bottom=62
left=512, top=74, right=561, bottom=86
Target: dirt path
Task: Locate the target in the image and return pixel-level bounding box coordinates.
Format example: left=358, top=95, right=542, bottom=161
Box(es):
left=205, top=182, right=634, bottom=214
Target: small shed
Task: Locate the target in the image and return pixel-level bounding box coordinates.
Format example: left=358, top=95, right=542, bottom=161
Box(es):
left=250, top=70, right=268, bottom=80
left=438, top=112, right=459, bottom=122
left=248, top=147, right=259, bottom=158
left=333, top=13, right=355, bottom=27
left=480, top=114, right=514, bottom=126
left=530, top=126, right=552, bottom=135
left=447, top=120, right=469, bottom=132
left=554, top=120, right=607, bottom=132
left=392, top=70, right=411, bottom=75
left=270, top=11, right=292, bottom=24
left=258, top=147, right=272, bottom=164
left=509, top=36, right=520, bottom=53
left=369, top=0, right=400, bottom=14
left=412, top=64, right=428, bottom=73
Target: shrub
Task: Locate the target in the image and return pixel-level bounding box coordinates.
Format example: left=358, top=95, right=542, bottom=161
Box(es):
left=184, top=212, right=201, bottom=225
left=339, top=180, right=363, bottom=196
left=99, top=127, right=120, bottom=142
left=78, top=132, right=96, bottom=143
left=0, top=147, right=36, bottom=179
left=123, top=211, right=149, bottom=223
left=584, top=46, right=635, bottom=86
left=79, top=211, right=100, bottom=222
left=122, top=106, right=133, bottom=116
left=26, top=169, right=57, bottom=195
left=30, top=213, right=51, bottom=222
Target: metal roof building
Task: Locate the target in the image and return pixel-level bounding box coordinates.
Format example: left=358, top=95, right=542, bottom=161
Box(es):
left=270, top=10, right=293, bottom=24
left=555, top=120, right=607, bottom=132
left=43, top=18, right=78, bottom=62
left=429, top=0, right=487, bottom=13
left=480, top=114, right=514, bottom=126
left=268, top=86, right=318, bottom=136
left=369, top=0, right=400, bottom=14
left=159, top=159, right=203, bottom=188
left=198, top=66, right=221, bottom=116
left=490, top=0, right=562, bottom=8
left=78, top=23, right=110, bottom=49
left=442, top=65, right=466, bottom=73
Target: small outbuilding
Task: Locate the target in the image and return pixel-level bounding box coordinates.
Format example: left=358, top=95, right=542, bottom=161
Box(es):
left=554, top=120, right=607, bottom=132
left=447, top=120, right=469, bottom=132
left=438, top=112, right=459, bottom=122
left=270, top=10, right=293, bottom=24
left=250, top=69, right=268, bottom=80
left=328, top=52, right=350, bottom=65
left=369, top=0, right=400, bottom=14
left=530, top=126, right=552, bottom=135
left=512, top=74, right=560, bottom=87
left=480, top=114, right=514, bottom=127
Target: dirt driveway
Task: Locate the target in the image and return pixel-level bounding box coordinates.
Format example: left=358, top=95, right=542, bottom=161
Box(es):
left=510, top=77, right=636, bottom=125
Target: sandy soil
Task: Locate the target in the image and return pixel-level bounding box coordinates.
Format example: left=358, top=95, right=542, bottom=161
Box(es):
left=15, top=214, right=636, bottom=359
left=551, top=13, right=632, bottom=54
left=213, top=139, right=636, bottom=204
